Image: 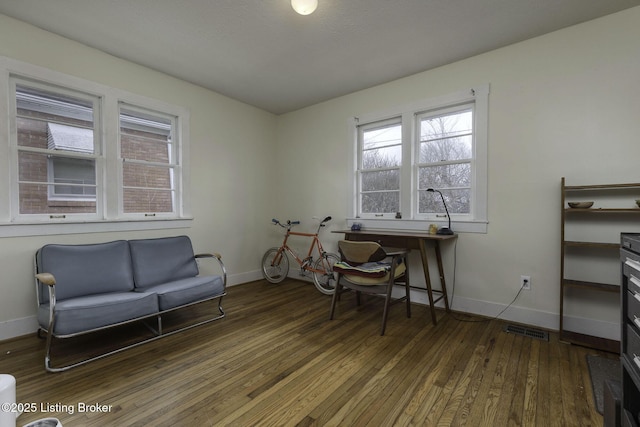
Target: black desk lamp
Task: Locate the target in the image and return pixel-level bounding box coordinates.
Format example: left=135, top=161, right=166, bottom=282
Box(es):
left=427, top=188, right=454, bottom=235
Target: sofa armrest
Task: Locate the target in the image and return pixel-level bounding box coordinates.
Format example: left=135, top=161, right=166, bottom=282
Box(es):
left=36, top=272, right=57, bottom=286
left=195, top=253, right=227, bottom=290
left=195, top=252, right=222, bottom=260
left=35, top=272, right=58, bottom=340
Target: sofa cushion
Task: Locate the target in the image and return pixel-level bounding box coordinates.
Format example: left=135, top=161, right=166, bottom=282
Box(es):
left=129, top=236, right=199, bottom=289
left=37, top=240, right=135, bottom=303
left=138, top=275, right=225, bottom=311
left=38, top=291, right=159, bottom=336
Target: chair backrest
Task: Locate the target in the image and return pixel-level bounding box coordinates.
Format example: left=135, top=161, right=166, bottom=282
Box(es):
left=338, top=240, right=387, bottom=265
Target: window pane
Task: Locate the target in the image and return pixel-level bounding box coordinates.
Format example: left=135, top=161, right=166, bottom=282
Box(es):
left=120, top=106, right=176, bottom=214
left=418, top=163, right=471, bottom=189
left=362, top=145, right=402, bottom=169
left=123, top=163, right=173, bottom=189
left=14, top=82, right=98, bottom=216
left=51, top=157, right=96, bottom=197
left=123, top=163, right=174, bottom=213
left=419, top=188, right=470, bottom=214
left=17, top=151, right=96, bottom=213
left=123, top=188, right=174, bottom=213
left=421, top=109, right=472, bottom=140
left=358, top=120, right=402, bottom=215
left=361, top=191, right=400, bottom=214
left=120, top=108, right=172, bottom=164
left=19, top=183, right=96, bottom=215
left=362, top=122, right=401, bottom=168
left=419, top=134, right=471, bottom=163
left=361, top=169, right=400, bottom=191
left=419, top=109, right=472, bottom=163
left=16, top=85, right=94, bottom=152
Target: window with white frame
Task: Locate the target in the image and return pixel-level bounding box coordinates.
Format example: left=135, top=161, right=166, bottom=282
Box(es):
left=119, top=104, right=178, bottom=215
left=14, top=81, right=100, bottom=217
left=417, top=105, right=473, bottom=216
left=350, top=85, right=489, bottom=233
left=358, top=118, right=402, bottom=215
left=0, top=56, right=191, bottom=235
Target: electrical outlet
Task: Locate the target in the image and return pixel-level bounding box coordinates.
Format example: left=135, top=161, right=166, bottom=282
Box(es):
left=521, top=275, right=531, bottom=290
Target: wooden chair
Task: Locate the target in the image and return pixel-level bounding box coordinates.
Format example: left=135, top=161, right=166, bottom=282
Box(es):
left=329, top=240, right=411, bottom=335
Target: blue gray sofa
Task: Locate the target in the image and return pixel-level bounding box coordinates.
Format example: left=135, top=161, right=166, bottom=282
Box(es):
left=34, top=235, right=227, bottom=372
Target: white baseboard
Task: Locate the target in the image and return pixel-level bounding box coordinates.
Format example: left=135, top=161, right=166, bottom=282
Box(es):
left=227, top=270, right=263, bottom=287
left=410, top=290, right=619, bottom=341
left=0, top=270, right=264, bottom=342
left=0, top=275, right=619, bottom=342
left=0, top=315, right=39, bottom=341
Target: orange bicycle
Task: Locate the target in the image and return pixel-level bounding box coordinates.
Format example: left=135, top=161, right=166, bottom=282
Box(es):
left=261, top=216, right=340, bottom=295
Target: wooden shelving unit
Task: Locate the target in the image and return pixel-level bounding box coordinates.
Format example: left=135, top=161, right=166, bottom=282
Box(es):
left=560, top=177, right=640, bottom=353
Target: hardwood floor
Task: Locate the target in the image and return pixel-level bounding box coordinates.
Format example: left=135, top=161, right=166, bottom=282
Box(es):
left=1, top=279, right=614, bottom=426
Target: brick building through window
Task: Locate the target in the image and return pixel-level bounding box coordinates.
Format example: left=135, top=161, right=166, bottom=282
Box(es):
left=15, top=84, right=174, bottom=216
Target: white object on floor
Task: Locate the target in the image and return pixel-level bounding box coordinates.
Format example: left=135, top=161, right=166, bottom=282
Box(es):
left=0, top=374, right=16, bottom=427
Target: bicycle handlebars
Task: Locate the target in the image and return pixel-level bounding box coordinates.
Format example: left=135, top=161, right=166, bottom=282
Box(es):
left=272, top=216, right=331, bottom=228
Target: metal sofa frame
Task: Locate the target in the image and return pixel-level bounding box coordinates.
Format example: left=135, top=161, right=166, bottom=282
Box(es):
left=35, top=252, right=227, bottom=373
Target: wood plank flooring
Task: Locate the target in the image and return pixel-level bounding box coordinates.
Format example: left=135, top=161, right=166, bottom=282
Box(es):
left=1, top=279, right=615, bottom=426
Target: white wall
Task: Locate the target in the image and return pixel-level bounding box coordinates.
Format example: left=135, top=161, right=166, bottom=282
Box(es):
left=0, top=14, right=278, bottom=339
left=1, top=7, right=639, bottom=341
left=274, top=6, right=640, bottom=339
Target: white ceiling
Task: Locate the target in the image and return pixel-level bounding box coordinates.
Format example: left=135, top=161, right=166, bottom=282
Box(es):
left=1, top=0, right=639, bottom=114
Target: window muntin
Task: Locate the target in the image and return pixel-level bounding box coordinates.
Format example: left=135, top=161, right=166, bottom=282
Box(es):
left=14, top=82, right=99, bottom=217
left=417, top=105, right=473, bottom=216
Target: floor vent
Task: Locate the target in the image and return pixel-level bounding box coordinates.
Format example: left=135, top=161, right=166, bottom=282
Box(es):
left=503, top=324, right=549, bottom=341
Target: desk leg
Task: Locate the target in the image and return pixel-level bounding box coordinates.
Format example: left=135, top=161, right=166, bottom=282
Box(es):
left=418, top=238, right=438, bottom=325
left=434, top=241, right=450, bottom=313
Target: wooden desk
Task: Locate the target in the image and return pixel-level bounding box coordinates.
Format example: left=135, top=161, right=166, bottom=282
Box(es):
left=334, top=229, right=457, bottom=325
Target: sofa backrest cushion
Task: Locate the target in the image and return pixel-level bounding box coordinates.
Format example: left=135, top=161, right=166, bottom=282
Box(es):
left=37, top=240, right=134, bottom=303
left=129, top=236, right=199, bottom=289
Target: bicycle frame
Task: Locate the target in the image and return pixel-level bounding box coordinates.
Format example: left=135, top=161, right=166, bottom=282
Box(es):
left=272, top=219, right=330, bottom=274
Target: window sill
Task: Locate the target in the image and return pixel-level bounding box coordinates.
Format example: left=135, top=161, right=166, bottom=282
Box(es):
left=346, top=218, right=487, bottom=234
left=0, top=217, right=193, bottom=238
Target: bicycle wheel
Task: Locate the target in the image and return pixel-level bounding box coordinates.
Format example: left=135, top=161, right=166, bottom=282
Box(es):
left=312, top=252, right=340, bottom=295
left=262, top=247, right=290, bottom=283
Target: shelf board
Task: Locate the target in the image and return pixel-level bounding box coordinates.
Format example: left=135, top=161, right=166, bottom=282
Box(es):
left=565, top=183, right=640, bottom=191
left=562, top=279, right=620, bottom=292
left=559, top=329, right=619, bottom=354
left=565, top=208, right=640, bottom=213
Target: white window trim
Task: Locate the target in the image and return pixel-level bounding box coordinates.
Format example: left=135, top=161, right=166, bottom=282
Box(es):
left=346, top=85, right=489, bottom=234
left=11, top=77, right=104, bottom=221
left=356, top=116, right=403, bottom=219
left=0, top=56, right=192, bottom=237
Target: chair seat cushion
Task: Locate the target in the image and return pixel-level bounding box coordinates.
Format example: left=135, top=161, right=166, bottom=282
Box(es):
left=39, top=291, right=159, bottom=336
left=136, top=275, right=225, bottom=311
left=333, top=261, right=390, bottom=278
left=337, top=262, right=407, bottom=285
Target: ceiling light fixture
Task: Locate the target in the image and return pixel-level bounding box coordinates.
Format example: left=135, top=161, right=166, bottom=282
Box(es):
left=291, top=0, right=318, bottom=15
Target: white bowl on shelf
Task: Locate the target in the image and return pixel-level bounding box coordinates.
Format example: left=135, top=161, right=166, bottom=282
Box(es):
left=567, top=201, right=594, bottom=208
